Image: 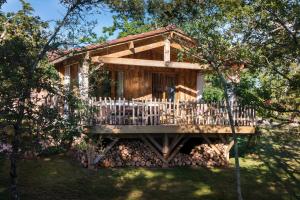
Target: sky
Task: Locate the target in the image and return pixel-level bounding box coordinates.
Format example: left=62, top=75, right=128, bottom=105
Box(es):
left=1, top=0, right=117, bottom=39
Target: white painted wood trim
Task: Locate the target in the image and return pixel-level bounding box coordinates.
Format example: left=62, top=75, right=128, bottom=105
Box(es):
left=79, top=53, right=90, bottom=100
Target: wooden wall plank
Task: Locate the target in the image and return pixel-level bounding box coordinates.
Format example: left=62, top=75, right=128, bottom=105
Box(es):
left=61, top=47, right=200, bottom=101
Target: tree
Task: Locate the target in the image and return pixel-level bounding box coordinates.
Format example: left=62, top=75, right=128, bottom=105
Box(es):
left=0, top=0, right=109, bottom=199
left=232, top=0, right=300, bottom=123
left=0, top=3, right=61, bottom=198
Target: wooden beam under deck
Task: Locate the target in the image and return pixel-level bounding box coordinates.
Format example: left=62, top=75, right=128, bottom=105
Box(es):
left=85, top=125, right=256, bottom=135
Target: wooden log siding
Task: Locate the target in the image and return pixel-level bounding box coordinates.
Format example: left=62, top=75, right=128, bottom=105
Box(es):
left=88, top=98, right=256, bottom=126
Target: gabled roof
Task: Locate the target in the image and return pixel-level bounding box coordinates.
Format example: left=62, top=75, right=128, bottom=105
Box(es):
left=48, top=25, right=195, bottom=64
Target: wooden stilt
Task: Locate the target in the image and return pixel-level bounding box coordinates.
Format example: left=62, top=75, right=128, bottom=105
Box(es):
left=146, top=134, right=162, bottom=151
left=93, top=138, right=119, bottom=164
left=162, top=134, right=169, bottom=159
left=141, top=135, right=189, bottom=166
left=169, top=135, right=184, bottom=151
left=140, top=136, right=168, bottom=164
left=167, top=136, right=190, bottom=162
left=225, top=139, right=234, bottom=162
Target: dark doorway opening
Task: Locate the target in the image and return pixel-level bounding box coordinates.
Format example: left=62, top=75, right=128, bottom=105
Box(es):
left=152, top=73, right=176, bottom=101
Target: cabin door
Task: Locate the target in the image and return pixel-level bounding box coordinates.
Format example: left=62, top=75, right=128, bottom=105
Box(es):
left=152, top=73, right=176, bottom=101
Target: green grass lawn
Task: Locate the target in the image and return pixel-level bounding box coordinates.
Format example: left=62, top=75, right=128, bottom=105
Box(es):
left=0, top=128, right=299, bottom=200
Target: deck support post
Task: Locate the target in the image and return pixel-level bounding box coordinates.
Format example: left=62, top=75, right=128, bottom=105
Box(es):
left=162, top=134, right=169, bottom=167
left=162, top=134, right=169, bottom=159
left=146, top=134, right=162, bottom=151
left=141, top=134, right=190, bottom=166
left=93, top=138, right=119, bottom=165
left=169, top=135, right=184, bottom=151
left=224, top=139, right=234, bottom=162
left=140, top=136, right=168, bottom=164
left=167, top=136, right=189, bottom=163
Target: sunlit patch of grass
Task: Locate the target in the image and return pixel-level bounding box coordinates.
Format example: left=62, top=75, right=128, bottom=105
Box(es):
left=194, top=184, right=212, bottom=197
left=126, top=189, right=143, bottom=200
left=256, top=178, right=263, bottom=183
left=164, top=173, right=175, bottom=179
left=121, top=170, right=141, bottom=180
left=139, top=168, right=163, bottom=179
left=117, top=168, right=171, bottom=181
left=211, top=168, right=221, bottom=173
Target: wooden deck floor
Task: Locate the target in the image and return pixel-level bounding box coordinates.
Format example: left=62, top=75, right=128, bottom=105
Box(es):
left=85, top=125, right=256, bottom=135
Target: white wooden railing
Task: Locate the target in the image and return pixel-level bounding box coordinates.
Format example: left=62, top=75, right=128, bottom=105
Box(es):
left=87, top=97, right=256, bottom=126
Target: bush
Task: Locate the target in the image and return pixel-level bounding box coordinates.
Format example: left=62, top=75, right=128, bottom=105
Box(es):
left=39, top=146, right=66, bottom=156
left=74, top=140, right=88, bottom=152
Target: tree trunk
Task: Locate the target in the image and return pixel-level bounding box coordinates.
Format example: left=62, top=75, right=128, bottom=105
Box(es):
left=9, top=82, right=29, bottom=199
left=7, top=3, right=82, bottom=198
left=10, top=125, right=20, bottom=200
left=217, top=69, right=243, bottom=200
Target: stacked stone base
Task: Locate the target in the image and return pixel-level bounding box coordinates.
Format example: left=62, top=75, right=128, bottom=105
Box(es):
left=73, top=139, right=229, bottom=168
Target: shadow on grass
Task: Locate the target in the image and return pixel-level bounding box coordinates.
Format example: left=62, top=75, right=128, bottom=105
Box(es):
left=0, top=153, right=298, bottom=200
left=238, top=129, right=300, bottom=200
left=256, top=131, right=300, bottom=199
left=0, top=128, right=299, bottom=200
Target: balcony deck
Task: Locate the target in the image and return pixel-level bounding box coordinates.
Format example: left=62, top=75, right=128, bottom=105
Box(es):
left=85, top=98, right=256, bottom=135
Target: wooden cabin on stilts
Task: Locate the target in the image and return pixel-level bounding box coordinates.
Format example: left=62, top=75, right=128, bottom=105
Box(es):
left=48, top=26, right=256, bottom=168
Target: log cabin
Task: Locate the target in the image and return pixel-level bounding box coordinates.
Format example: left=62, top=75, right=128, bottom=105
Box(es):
left=49, top=26, right=257, bottom=167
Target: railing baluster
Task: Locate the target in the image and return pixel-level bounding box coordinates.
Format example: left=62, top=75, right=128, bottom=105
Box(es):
left=84, top=98, right=256, bottom=128
left=118, top=97, right=121, bottom=125
left=132, top=99, right=135, bottom=125
left=158, top=99, right=161, bottom=124
left=150, top=99, right=153, bottom=125
left=122, top=97, right=125, bottom=125
left=153, top=98, right=157, bottom=125
left=141, top=99, right=144, bottom=125
left=137, top=101, right=140, bottom=125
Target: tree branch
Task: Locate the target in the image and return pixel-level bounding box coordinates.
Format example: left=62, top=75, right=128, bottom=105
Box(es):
left=267, top=9, right=298, bottom=46
left=31, top=1, right=81, bottom=73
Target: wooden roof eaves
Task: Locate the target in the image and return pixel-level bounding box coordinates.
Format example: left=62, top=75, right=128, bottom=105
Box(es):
left=50, top=29, right=195, bottom=65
